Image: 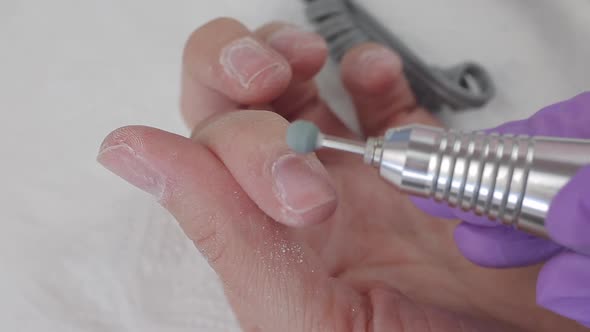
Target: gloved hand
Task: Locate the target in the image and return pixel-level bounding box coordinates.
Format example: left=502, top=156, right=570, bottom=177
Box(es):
left=414, top=92, right=590, bottom=327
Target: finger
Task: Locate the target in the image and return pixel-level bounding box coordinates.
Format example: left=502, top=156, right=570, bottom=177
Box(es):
left=255, top=22, right=353, bottom=137
left=454, top=223, right=562, bottom=268
left=410, top=197, right=462, bottom=220
left=255, top=22, right=327, bottom=82
left=546, top=165, right=590, bottom=255
left=272, top=80, right=355, bottom=137
left=537, top=252, right=590, bottom=328
left=181, top=17, right=292, bottom=128
left=411, top=197, right=499, bottom=227
left=490, top=91, right=590, bottom=138
left=192, top=110, right=337, bottom=228
left=341, top=43, right=439, bottom=136
left=96, top=126, right=357, bottom=331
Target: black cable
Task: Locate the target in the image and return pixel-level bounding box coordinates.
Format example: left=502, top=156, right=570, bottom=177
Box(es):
left=304, top=0, right=495, bottom=111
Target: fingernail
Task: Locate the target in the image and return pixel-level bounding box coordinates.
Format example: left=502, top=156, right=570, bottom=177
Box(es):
left=355, top=47, right=401, bottom=82
left=220, top=37, right=288, bottom=89
left=97, top=143, right=167, bottom=199
left=272, top=155, right=337, bottom=226
left=358, top=47, right=399, bottom=68
left=267, top=25, right=327, bottom=63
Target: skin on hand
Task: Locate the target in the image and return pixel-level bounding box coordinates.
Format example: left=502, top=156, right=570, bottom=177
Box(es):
left=97, top=18, right=587, bottom=331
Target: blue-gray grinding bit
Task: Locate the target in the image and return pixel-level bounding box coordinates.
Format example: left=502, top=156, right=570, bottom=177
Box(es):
left=286, top=120, right=320, bottom=154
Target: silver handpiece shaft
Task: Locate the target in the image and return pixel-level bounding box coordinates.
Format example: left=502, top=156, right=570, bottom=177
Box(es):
left=320, top=125, right=590, bottom=238
left=318, top=134, right=366, bottom=156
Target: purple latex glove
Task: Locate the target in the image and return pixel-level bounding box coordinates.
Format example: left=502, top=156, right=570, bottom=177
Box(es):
left=413, top=92, right=590, bottom=327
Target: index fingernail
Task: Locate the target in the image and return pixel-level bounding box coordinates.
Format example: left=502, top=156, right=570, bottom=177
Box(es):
left=220, top=37, right=289, bottom=89
left=272, top=155, right=337, bottom=227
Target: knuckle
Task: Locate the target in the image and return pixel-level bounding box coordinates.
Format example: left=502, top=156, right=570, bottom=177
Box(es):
left=188, top=216, right=228, bottom=266
left=306, top=281, right=373, bottom=332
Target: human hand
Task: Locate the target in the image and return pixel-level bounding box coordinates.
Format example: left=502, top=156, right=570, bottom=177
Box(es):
left=414, top=92, right=590, bottom=328
left=97, top=18, right=586, bottom=331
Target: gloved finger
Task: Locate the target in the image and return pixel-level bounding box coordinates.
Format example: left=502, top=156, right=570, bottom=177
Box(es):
left=96, top=125, right=350, bottom=331
left=537, top=251, right=590, bottom=328
left=412, top=196, right=505, bottom=228
left=181, top=18, right=292, bottom=128
left=340, top=43, right=440, bottom=136
left=490, top=92, right=590, bottom=138
left=454, top=223, right=562, bottom=268
left=255, top=22, right=354, bottom=137
left=410, top=197, right=457, bottom=220
left=546, top=165, right=590, bottom=255
left=192, top=110, right=337, bottom=228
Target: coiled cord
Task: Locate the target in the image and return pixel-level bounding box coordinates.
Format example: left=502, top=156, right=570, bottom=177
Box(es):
left=304, top=0, right=495, bottom=111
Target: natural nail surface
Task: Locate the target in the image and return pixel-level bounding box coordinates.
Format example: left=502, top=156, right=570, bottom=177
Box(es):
left=272, top=154, right=337, bottom=226
left=97, top=141, right=167, bottom=200
left=220, top=36, right=288, bottom=89
left=355, top=47, right=401, bottom=84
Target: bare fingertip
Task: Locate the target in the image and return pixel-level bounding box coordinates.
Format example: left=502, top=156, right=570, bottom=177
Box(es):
left=97, top=127, right=169, bottom=201
left=343, top=45, right=403, bottom=94
left=267, top=25, right=328, bottom=69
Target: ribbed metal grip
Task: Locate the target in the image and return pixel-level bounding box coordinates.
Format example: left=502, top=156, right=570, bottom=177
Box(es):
left=431, top=131, right=533, bottom=224
left=376, top=125, right=590, bottom=237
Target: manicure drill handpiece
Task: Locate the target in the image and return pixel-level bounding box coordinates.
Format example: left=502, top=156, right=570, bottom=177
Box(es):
left=286, top=121, right=590, bottom=238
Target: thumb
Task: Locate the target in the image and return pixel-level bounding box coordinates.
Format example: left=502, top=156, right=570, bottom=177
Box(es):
left=536, top=165, right=590, bottom=327
left=546, top=165, right=590, bottom=255
left=537, top=252, right=590, bottom=328
left=97, top=125, right=357, bottom=331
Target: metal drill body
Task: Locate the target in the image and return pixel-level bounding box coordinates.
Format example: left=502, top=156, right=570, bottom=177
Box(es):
left=368, top=125, right=590, bottom=237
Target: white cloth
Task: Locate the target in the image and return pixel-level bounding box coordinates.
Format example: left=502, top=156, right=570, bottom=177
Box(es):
left=1, top=0, right=589, bottom=330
